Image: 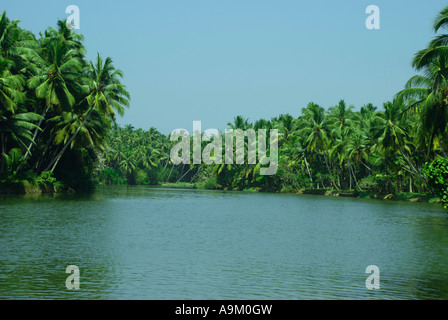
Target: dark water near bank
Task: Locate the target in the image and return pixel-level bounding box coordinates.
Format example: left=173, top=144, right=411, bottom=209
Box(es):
left=1, top=185, right=448, bottom=300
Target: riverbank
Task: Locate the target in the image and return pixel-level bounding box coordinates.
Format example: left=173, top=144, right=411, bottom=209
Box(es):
left=160, top=182, right=441, bottom=204
left=296, top=188, right=440, bottom=203
left=1, top=181, right=441, bottom=205
left=0, top=179, right=75, bottom=195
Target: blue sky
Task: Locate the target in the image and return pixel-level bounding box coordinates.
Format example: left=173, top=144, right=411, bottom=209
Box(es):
left=2, top=1, right=448, bottom=134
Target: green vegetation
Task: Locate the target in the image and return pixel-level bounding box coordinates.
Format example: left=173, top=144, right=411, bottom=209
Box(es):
left=423, top=158, right=448, bottom=210
left=0, top=12, right=129, bottom=193
left=1, top=7, right=448, bottom=213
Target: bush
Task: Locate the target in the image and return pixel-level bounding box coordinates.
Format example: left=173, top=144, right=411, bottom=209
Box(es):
left=135, top=168, right=151, bottom=185
left=423, top=158, right=448, bottom=212
left=36, top=171, right=64, bottom=193
left=98, top=168, right=127, bottom=185
left=199, top=177, right=221, bottom=190
left=371, top=173, right=398, bottom=194
left=358, top=175, right=378, bottom=190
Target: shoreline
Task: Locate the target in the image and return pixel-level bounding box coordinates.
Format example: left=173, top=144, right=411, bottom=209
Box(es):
left=160, top=182, right=440, bottom=204
left=1, top=181, right=441, bottom=205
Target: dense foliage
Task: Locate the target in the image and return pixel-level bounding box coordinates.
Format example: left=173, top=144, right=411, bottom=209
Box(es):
left=423, top=158, right=448, bottom=210
left=1, top=8, right=448, bottom=213
left=0, top=12, right=129, bottom=192
left=98, top=104, right=432, bottom=196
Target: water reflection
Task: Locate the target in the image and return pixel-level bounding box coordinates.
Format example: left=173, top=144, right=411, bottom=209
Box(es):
left=1, top=186, right=447, bottom=300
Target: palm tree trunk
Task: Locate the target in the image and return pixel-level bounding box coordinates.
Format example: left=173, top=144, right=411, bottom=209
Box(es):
left=304, top=156, right=313, bottom=188
left=348, top=161, right=357, bottom=190
left=349, top=167, right=352, bottom=190
left=45, top=107, right=94, bottom=173
left=167, top=165, right=175, bottom=182
left=23, top=105, right=50, bottom=161
left=189, top=168, right=202, bottom=183
left=0, top=133, right=5, bottom=174
left=396, top=144, right=425, bottom=183
left=427, top=130, right=436, bottom=159
left=160, top=159, right=170, bottom=176
left=35, top=133, right=55, bottom=172
left=322, top=151, right=337, bottom=189
left=177, top=166, right=192, bottom=183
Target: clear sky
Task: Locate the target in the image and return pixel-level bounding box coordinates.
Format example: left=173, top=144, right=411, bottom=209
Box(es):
left=2, top=0, right=448, bottom=134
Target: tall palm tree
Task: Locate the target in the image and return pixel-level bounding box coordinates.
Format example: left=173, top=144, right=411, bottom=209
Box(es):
left=0, top=56, right=32, bottom=173
left=0, top=11, right=38, bottom=73
left=276, top=114, right=295, bottom=142
left=344, top=130, right=370, bottom=190
left=374, top=100, right=424, bottom=182
left=24, top=33, right=85, bottom=162
left=227, top=115, right=251, bottom=130
left=398, top=6, right=448, bottom=158
left=328, top=99, right=355, bottom=130
left=0, top=57, right=25, bottom=115
left=297, top=102, right=336, bottom=187
left=397, top=61, right=448, bottom=158
left=44, top=54, right=130, bottom=172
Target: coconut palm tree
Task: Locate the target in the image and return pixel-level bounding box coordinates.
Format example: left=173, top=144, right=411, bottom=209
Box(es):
left=44, top=54, right=130, bottom=172
left=0, top=57, right=41, bottom=173
left=374, top=101, right=424, bottom=182
left=297, top=102, right=336, bottom=187
left=398, top=6, right=448, bottom=158
left=227, top=115, right=251, bottom=130
left=24, top=33, right=85, bottom=162
left=0, top=11, right=38, bottom=74
left=328, top=99, right=355, bottom=130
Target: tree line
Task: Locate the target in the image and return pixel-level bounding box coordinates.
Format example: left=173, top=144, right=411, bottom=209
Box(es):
left=0, top=12, right=129, bottom=192
left=1, top=8, right=448, bottom=211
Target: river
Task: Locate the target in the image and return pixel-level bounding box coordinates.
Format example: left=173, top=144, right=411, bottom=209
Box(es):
left=1, top=185, right=448, bottom=300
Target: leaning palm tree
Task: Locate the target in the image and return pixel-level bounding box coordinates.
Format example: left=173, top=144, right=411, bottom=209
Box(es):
left=24, top=34, right=85, bottom=162
left=44, top=54, right=130, bottom=172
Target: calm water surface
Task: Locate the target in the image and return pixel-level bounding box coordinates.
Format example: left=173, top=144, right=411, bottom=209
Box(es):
left=1, top=185, right=448, bottom=300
